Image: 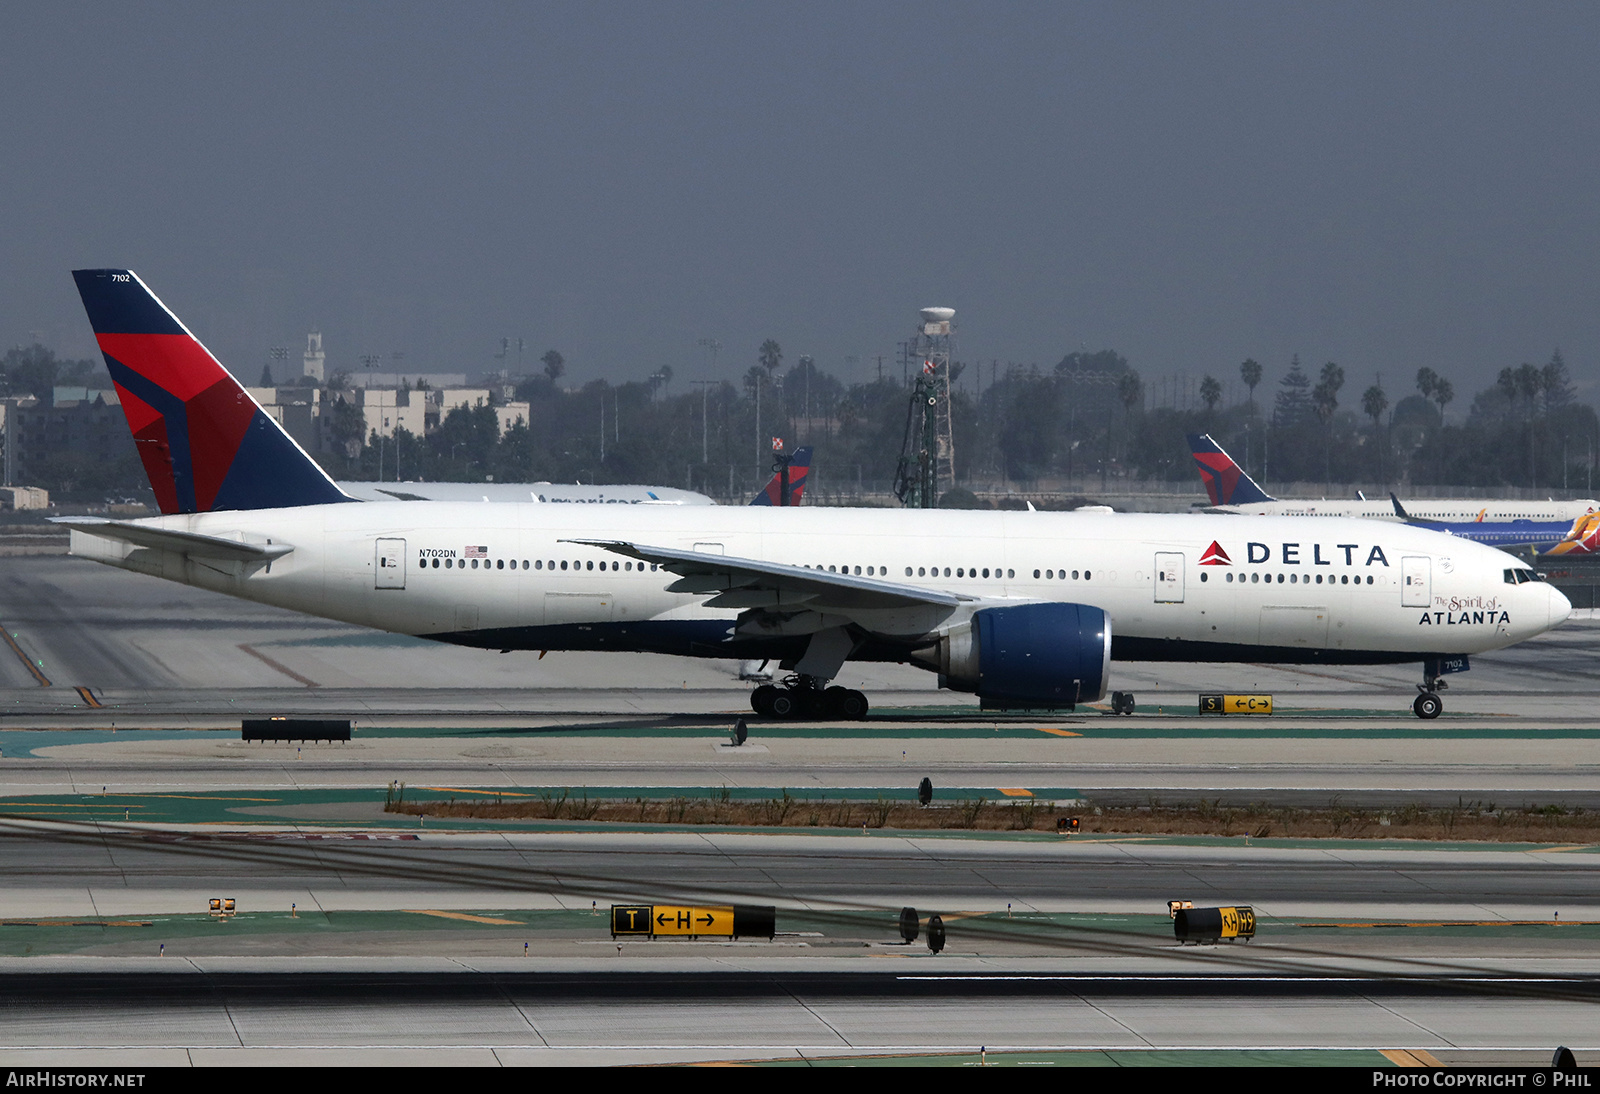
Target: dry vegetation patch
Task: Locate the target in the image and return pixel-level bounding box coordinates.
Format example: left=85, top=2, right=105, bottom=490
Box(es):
left=381, top=785, right=1599, bottom=842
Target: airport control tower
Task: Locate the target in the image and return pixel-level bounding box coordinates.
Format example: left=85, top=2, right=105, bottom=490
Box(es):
left=893, top=307, right=956, bottom=508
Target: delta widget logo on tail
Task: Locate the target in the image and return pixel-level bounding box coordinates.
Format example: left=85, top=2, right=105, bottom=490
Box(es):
left=1198, top=541, right=1232, bottom=565
left=71, top=269, right=348, bottom=514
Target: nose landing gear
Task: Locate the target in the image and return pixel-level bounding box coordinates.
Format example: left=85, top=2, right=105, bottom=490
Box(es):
left=750, top=675, right=869, bottom=720
left=1413, top=689, right=1443, bottom=719
left=1413, top=662, right=1448, bottom=720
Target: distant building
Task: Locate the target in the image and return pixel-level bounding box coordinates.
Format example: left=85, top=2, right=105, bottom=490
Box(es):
left=53, top=387, right=120, bottom=406
left=437, top=388, right=493, bottom=413
left=245, top=387, right=323, bottom=454
left=347, top=373, right=467, bottom=390
left=0, top=485, right=49, bottom=510
left=495, top=402, right=531, bottom=433
left=4, top=393, right=136, bottom=486
left=350, top=387, right=428, bottom=440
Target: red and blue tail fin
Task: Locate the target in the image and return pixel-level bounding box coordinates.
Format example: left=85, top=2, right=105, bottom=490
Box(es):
left=750, top=446, right=812, bottom=506
left=72, top=270, right=351, bottom=514
left=1187, top=433, right=1274, bottom=506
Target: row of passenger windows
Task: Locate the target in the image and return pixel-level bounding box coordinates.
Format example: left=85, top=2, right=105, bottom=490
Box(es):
left=418, top=557, right=1375, bottom=586
left=1203, top=571, right=1375, bottom=585
left=422, top=557, right=659, bottom=572
left=906, top=566, right=1018, bottom=579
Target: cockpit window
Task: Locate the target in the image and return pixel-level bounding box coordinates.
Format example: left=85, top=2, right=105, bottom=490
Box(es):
left=1503, top=567, right=1543, bottom=584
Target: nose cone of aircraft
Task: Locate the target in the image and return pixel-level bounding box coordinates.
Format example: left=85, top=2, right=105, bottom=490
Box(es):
left=1548, top=583, right=1573, bottom=629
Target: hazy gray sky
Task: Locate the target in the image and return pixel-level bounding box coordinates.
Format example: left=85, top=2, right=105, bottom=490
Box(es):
left=5, top=2, right=1599, bottom=402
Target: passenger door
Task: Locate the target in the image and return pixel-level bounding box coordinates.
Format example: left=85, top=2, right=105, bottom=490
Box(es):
left=375, top=538, right=406, bottom=590
left=1401, top=556, right=1430, bottom=608
left=1154, top=552, right=1185, bottom=603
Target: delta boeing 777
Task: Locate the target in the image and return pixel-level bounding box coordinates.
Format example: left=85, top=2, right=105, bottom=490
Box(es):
left=56, top=271, right=1572, bottom=721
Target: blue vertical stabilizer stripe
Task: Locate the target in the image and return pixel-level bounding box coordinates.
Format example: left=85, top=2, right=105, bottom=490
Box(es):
left=101, top=353, right=199, bottom=514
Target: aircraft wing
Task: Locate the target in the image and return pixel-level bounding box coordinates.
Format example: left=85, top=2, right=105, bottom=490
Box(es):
left=52, top=518, right=294, bottom=562
left=566, top=539, right=968, bottom=612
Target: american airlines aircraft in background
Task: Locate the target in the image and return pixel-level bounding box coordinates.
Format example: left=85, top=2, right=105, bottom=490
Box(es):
left=336, top=448, right=811, bottom=507
left=336, top=481, right=715, bottom=504
left=55, top=270, right=1572, bottom=722
left=1188, top=433, right=1599, bottom=523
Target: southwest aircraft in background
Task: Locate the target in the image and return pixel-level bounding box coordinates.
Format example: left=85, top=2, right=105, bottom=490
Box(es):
left=56, top=271, right=1571, bottom=723
left=335, top=448, right=810, bottom=508
left=1188, top=433, right=1599, bottom=523
left=1386, top=495, right=1600, bottom=557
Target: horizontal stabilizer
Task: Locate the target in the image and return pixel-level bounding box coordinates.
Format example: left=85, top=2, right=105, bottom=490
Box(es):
left=52, top=517, right=293, bottom=562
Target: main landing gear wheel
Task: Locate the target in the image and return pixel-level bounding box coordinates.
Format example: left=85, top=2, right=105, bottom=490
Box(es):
left=1413, top=691, right=1443, bottom=720
left=751, top=685, right=778, bottom=717
left=749, top=677, right=869, bottom=721
left=825, top=686, right=869, bottom=720
left=1110, top=691, right=1136, bottom=715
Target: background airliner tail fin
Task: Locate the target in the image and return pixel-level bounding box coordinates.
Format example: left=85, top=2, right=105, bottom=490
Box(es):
left=72, top=269, right=351, bottom=514
left=750, top=446, right=812, bottom=506
left=1186, top=433, right=1275, bottom=505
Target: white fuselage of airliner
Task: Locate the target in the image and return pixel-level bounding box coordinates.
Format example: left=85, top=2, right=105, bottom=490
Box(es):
left=67, top=504, right=1570, bottom=669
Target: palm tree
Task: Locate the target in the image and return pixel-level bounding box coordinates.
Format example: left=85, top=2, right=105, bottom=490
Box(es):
left=1200, top=375, right=1222, bottom=418
left=1431, top=378, right=1453, bottom=424
left=1313, top=362, right=1344, bottom=493
left=1107, top=370, right=1142, bottom=490
left=1239, top=358, right=1262, bottom=409
left=746, top=364, right=769, bottom=485
left=1238, top=358, right=1263, bottom=474
left=758, top=339, right=783, bottom=380
left=1361, top=383, right=1388, bottom=482
left=1416, top=367, right=1439, bottom=403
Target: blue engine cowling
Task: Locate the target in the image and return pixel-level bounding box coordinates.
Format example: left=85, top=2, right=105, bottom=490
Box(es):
left=923, top=602, right=1111, bottom=711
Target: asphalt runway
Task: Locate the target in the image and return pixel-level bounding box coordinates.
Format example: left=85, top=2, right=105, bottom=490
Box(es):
left=4, top=820, right=1597, bottom=926
left=2, top=818, right=1598, bottom=1064
left=0, top=968, right=1594, bottom=1066
left=4, top=556, right=1599, bottom=1064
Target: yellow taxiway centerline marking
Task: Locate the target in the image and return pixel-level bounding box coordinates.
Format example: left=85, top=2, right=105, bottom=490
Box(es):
left=405, top=910, right=523, bottom=925
left=1381, top=1048, right=1444, bottom=1067
left=997, top=788, right=1034, bottom=797
left=416, top=787, right=536, bottom=797
left=1300, top=920, right=1598, bottom=929
left=1033, top=727, right=1082, bottom=737
left=1, top=625, right=50, bottom=687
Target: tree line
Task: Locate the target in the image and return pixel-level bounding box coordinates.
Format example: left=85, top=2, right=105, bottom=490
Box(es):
left=5, top=339, right=1597, bottom=502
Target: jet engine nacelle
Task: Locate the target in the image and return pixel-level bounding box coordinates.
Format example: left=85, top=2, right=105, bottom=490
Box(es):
left=914, top=602, right=1111, bottom=711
